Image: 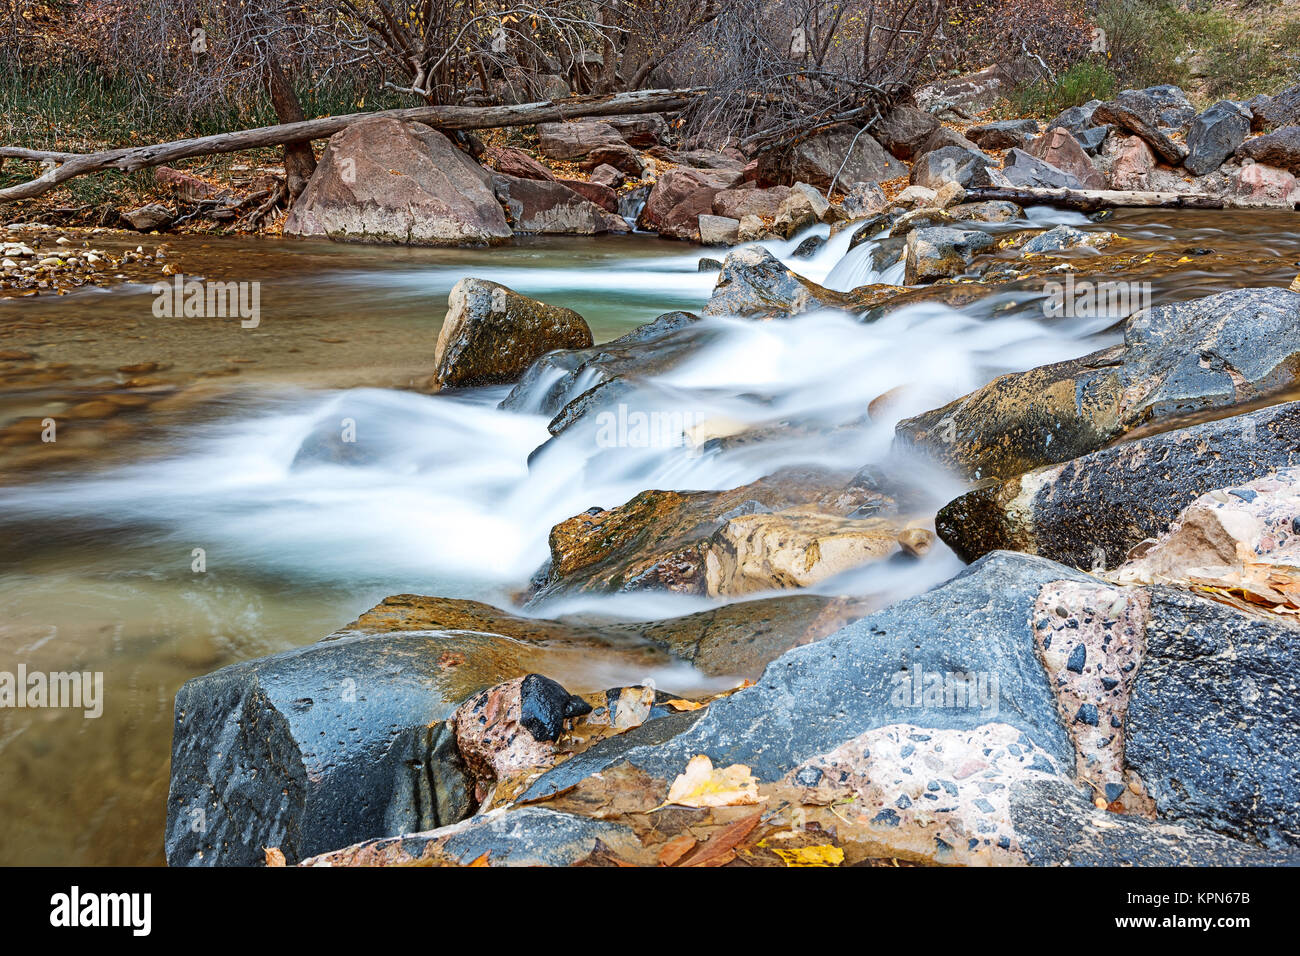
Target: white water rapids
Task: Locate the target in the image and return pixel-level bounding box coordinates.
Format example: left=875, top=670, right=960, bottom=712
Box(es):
left=0, top=211, right=1113, bottom=619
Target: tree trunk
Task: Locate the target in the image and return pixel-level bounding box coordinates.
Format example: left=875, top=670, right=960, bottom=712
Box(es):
left=264, top=55, right=316, bottom=199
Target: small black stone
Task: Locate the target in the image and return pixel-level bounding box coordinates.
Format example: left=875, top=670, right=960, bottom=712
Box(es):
left=1067, top=644, right=1087, bottom=674
left=1075, top=703, right=1100, bottom=726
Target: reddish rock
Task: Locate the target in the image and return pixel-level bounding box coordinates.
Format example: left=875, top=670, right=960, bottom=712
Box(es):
left=1229, top=162, right=1300, bottom=206
left=536, top=120, right=627, bottom=160
left=580, top=144, right=645, bottom=177
left=558, top=178, right=619, bottom=213
left=1106, top=135, right=1155, bottom=191
left=1028, top=127, right=1105, bottom=189
left=712, top=185, right=793, bottom=220
left=285, top=117, right=511, bottom=245
left=640, top=166, right=744, bottom=240
left=494, top=174, right=630, bottom=234
left=488, top=146, right=556, bottom=182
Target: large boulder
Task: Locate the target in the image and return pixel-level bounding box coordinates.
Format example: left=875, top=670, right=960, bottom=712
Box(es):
left=431, top=278, right=593, bottom=390
left=1255, top=82, right=1300, bottom=129
left=711, top=185, right=793, bottom=220
left=284, top=117, right=511, bottom=245
left=936, top=400, right=1300, bottom=567
left=640, top=166, right=743, bottom=240
left=762, top=125, right=905, bottom=188
left=1103, top=134, right=1156, bottom=190
left=1026, top=128, right=1104, bottom=189
left=1002, top=148, right=1088, bottom=190
left=510, top=549, right=1299, bottom=864
left=1226, top=161, right=1300, bottom=206
left=486, top=146, right=557, bottom=182
left=967, top=119, right=1040, bottom=150
left=1236, top=126, right=1300, bottom=174
left=1184, top=100, right=1253, bottom=176
left=910, top=145, right=995, bottom=189
left=896, top=287, right=1300, bottom=481
left=536, top=120, right=628, bottom=160
left=1093, top=93, right=1189, bottom=165
left=493, top=174, right=629, bottom=234
left=904, top=226, right=995, bottom=283
left=873, top=106, right=941, bottom=160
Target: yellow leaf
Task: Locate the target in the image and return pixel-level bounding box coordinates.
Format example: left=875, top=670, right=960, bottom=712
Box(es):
left=771, top=844, right=845, bottom=867
left=661, top=754, right=765, bottom=809
left=264, top=847, right=286, bottom=867
left=666, top=698, right=705, bottom=711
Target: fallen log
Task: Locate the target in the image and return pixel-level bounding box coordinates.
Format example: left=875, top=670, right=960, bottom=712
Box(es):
left=965, top=185, right=1298, bottom=212
left=0, top=88, right=704, bottom=203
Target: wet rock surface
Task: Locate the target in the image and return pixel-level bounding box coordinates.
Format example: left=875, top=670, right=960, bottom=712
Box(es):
left=432, top=278, right=593, bottom=390
left=936, top=400, right=1300, bottom=567
left=898, top=287, right=1300, bottom=481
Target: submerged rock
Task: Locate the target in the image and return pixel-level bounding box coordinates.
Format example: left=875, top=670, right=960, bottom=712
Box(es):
left=431, top=278, right=593, bottom=391
left=897, top=287, right=1300, bottom=481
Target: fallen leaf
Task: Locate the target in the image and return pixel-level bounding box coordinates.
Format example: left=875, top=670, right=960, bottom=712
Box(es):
left=666, top=698, right=705, bottom=711
left=467, top=851, right=491, bottom=867
left=264, top=847, right=286, bottom=867
left=662, top=754, right=765, bottom=809
left=657, top=833, right=698, bottom=866
left=679, top=812, right=763, bottom=867
left=771, top=844, right=845, bottom=867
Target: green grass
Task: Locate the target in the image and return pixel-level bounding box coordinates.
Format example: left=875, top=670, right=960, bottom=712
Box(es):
left=1006, top=60, right=1119, bottom=117
left=0, top=59, right=408, bottom=212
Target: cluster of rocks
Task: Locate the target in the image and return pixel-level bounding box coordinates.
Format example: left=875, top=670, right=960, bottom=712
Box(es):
left=167, top=275, right=1300, bottom=866
left=0, top=224, right=173, bottom=296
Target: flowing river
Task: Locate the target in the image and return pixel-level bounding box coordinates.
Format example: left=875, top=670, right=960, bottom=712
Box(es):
left=2, top=207, right=1298, bottom=865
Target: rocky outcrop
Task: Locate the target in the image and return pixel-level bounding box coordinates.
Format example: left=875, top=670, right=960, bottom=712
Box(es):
left=493, top=175, right=630, bottom=234
left=1236, top=126, right=1300, bottom=174
left=640, top=166, right=744, bottom=241
left=935, top=400, right=1300, bottom=567
left=284, top=118, right=511, bottom=245
left=431, top=279, right=593, bottom=390
left=897, top=288, right=1300, bottom=481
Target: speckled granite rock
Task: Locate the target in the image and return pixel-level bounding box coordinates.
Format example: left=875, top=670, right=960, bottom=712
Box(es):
left=936, top=400, right=1300, bottom=567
